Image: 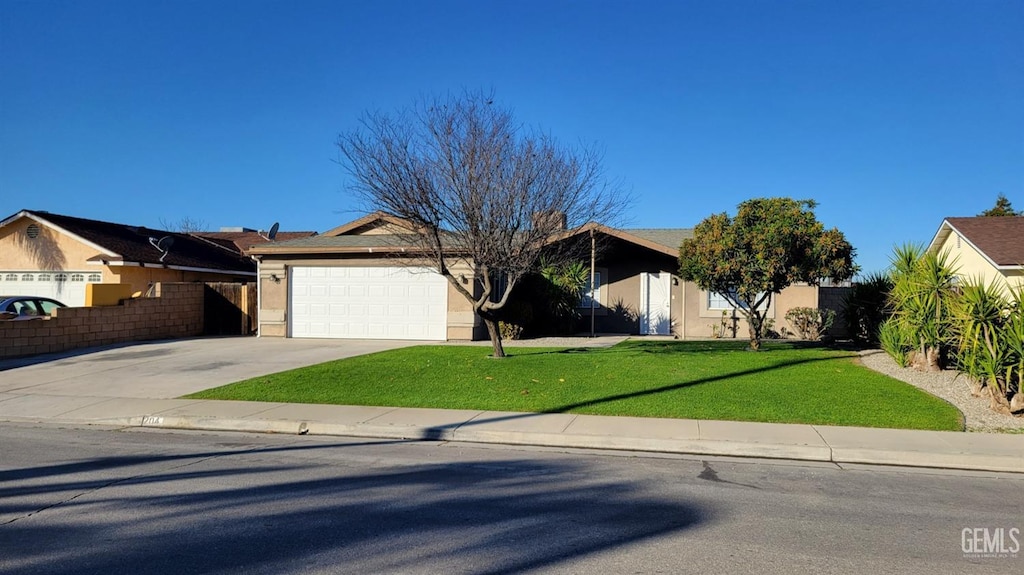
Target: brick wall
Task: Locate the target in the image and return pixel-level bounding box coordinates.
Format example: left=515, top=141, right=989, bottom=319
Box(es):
left=0, top=282, right=204, bottom=359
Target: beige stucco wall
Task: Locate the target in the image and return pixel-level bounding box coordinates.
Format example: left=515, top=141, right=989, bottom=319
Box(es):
left=254, top=254, right=480, bottom=340
left=0, top=215, right=105, bottom=278
left=938, top=232, right=1024, bottom=296
left=109, top=266, right=250, bottom=297
left=681, top=282, right=819, bottom=339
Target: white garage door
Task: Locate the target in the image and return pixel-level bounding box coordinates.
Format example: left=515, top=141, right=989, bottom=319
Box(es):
left=289, top=266, right=449, bottom=340
left=0, top=271, right=100, bottom=307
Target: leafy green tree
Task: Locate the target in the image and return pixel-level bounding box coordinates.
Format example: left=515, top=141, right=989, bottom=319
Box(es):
left=978, top=193, right=1020, bottom=217
left=679, top=198, right=857, bottom=350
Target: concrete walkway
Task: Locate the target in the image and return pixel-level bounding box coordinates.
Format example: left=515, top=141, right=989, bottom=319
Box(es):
left=1, top=337, right=1022, bottom=474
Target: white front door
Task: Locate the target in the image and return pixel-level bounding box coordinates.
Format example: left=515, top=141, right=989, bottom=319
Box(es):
left=289, top=266, right=449, bottom=340
left=640, top=272, right=672, bottom=335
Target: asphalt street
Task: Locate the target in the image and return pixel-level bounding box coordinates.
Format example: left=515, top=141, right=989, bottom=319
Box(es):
left=1, top=422, right=1020, bottom=575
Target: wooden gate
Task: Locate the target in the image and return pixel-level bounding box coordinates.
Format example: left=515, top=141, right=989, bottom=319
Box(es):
left=204, top=283, right=256, bottom=336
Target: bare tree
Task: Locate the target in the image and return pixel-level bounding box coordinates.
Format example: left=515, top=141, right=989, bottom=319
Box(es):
left=159, top=216, right=208, bottom=233
left=338, top=92, right=625, bottom=357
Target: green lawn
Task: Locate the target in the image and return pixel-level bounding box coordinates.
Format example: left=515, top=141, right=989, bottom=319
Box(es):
left=186, top=340, right=965, bottom=431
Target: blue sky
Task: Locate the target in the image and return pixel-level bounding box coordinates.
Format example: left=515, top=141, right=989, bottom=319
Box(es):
left=2, top=0, right=1021, bottom=274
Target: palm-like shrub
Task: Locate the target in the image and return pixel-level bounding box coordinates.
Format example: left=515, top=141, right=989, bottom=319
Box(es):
left=1003, top=286, right=1024, bottom=413
left=951, top=279, right=1013, bottom=412
left=842, top=272, right=893, bottom=345
left=887, top=244, right=958, bottom=371
left=878, top=317, right=913, bottom=367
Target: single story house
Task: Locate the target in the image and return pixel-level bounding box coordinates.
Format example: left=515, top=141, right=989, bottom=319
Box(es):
left=927, top=216, right=1024, bottom=296
left=248, top=212, right=828, bottom=341
left=0, top=210, right=258, bottom=306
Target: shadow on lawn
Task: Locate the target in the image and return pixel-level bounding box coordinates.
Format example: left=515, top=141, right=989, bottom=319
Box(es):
left=421, top=354, right=844, bottom=437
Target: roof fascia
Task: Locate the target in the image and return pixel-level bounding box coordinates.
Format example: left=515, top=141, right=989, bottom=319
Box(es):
left=322, top=211, right=417, bottom=237
left=549, top=223, right=679, bottom=258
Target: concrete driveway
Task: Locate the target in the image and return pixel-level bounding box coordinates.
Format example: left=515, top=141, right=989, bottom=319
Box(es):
left=0, top=337, right=426, bottom=399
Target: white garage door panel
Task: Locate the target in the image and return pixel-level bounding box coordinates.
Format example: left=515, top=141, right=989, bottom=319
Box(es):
left=0, top=271, right=99, bottom=307
left=290, top=266, right=448, bottom=340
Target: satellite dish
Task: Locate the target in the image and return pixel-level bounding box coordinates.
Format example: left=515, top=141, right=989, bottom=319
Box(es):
left=149, top=236, right=175, bottom=262
left=268, top=222, right=279, bottom=240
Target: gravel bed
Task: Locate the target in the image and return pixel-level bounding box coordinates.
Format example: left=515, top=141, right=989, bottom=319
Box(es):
left=858, top=349, right=1024, bottom=433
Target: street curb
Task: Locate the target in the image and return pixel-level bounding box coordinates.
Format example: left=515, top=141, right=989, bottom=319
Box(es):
left=21, top=413, right=1019, bottom=474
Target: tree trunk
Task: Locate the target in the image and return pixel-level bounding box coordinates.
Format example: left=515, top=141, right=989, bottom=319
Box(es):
left=482, top=315, right=506, bottom=358
left=988, top=383, right=1012, bottom=416
left=746, top=316, right=762, bottom=351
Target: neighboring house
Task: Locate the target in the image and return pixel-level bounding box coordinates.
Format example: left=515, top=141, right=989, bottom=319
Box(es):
left=248, top=212, right=829, bottom=341
left=927, top=216, right=1024, bottom=295
left=193, top=227, right=318, bottom=254
left=0, top=210, right=257, bottom=306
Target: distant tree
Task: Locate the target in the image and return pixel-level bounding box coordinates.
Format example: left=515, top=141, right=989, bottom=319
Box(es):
left=978, top=194, right=1020, bottom=217
left=337, top=91, right=624, bottom=358
left=159, top=216, right=208, bottom=233
left=679, top=198, right=857, bottom=350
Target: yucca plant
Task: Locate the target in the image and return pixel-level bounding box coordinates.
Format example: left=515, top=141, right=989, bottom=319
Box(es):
left=1003, top=285, right=1024, bottom=413
left=951, top=278, right=1012, bottom=413
left=878, top=317, right=913, bottom=367
left=887, top=244, right=959, bottom=371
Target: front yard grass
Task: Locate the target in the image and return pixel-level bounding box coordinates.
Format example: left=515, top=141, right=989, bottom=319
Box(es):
left=186, top=340, right=964, bottom=431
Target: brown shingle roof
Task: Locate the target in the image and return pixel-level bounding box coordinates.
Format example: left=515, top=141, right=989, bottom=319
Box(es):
left=13, top=210, right=255, bottom=273
left=945, top=216, right=1024, bottom=267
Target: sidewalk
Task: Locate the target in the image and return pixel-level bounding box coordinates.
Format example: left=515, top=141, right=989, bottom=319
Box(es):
left=1, top=391, right=1022, bottom=474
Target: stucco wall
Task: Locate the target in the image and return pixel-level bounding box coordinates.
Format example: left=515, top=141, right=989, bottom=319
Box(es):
left=681, top=282, right=821, bottom=339
left=0, top=282, right=204, bottom=359
left=110, top=266, right=251, bottom=297
left=0, top=215, right=105, bottom=278
left=581, top=247, right=682, bottom=336
left=938, top=232, right=1024, bottom=295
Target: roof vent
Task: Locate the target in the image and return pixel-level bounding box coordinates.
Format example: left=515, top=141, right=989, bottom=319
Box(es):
left=26, top=224, right=40, bottom=239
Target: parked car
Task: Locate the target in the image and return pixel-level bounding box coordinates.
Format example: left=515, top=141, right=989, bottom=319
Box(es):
left=0, top=296, right=67, bottom=320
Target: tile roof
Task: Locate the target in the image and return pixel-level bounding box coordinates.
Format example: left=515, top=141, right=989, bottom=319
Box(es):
left=945, top=216, right=1024, bottom=267
left=194, top=230, right=317, bottom=252
left=16, top=211, right=255, bottom=273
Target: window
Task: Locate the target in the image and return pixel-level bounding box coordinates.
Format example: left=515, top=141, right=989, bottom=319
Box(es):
left=708, top=290, right=767, bottom=310
left=54, top=273, right=68, bottom=281
left=37, top=300, right=61, bottom=315
left=4, top=274, right=16, bottom=281
left=37, top=273, right=51, bottom=281
left=88, top=273, right=102, bottom=282
left=21, top=274, right=34, bottom=282
left=70, top=273, right=85, bottom=282
left=580, top=272, right=602, bottom=308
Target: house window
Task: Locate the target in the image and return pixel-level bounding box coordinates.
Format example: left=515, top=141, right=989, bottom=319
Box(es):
left=70, top=273, right=85, bottom=282
left=21, top=274, right=34, bottom=281
left=580, top=272, right=602, bottom=308
left=708, top=290, right=767, bottom=310
left=3, top=274, right=15, bottom=281
left=54, top=273, right=68, bottom=281
left=38, top=273, right=51, bottom=281
left=88, top=273, right=102, bottom=282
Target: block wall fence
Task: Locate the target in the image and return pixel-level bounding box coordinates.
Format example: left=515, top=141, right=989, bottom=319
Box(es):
left=0, top=283, right=204, bottom=360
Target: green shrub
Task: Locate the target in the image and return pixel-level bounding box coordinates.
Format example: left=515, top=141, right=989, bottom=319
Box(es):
left=784, top=307, right=835, bottom=340
left=879, top=317, right=913, bottom=367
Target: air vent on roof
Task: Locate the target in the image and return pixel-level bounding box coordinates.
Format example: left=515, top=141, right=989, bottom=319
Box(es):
left=26, top=224, right=40, bottom=239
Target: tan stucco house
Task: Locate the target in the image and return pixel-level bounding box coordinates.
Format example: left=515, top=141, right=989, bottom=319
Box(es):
left=248, top=212, right=832, bottom=341
left=927, top=216, right=1024, bottom=295
left=0, top=210, right=258, bottom=306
